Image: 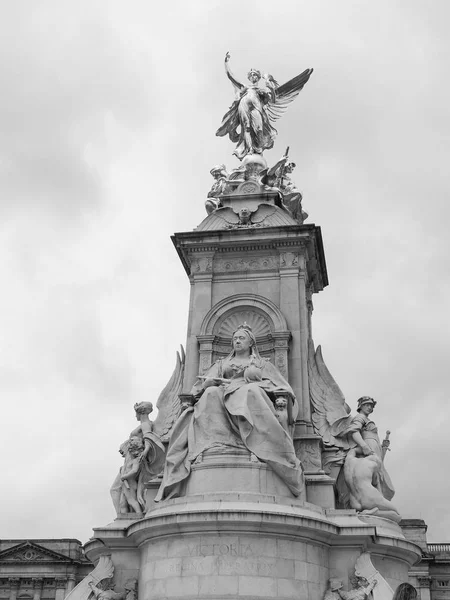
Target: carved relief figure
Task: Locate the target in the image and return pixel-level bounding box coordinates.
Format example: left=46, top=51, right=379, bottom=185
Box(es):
left=309, top=342, right=400, bottom=522
left=156, top=324, right=303, bottom=501
left=216, top=52, right=313, bottom=159
left=339, top=576, right=377, bottom=600
left=274, top=396, right=290, bottom=435
left=324, top=579, right=345, bottom=599
left=88, top=581, right=125, bottom=600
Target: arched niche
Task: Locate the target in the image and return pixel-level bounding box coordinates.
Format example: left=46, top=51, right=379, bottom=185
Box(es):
left=197, top=294, right=291, bottom=378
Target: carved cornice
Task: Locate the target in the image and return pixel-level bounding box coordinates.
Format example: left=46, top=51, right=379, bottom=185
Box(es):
left=172, top=224, right=328, bottom=291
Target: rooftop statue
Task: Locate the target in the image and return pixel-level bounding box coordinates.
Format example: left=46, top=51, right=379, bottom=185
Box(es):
left=155, top=323, right=303, bottom=501
left=216, top=52, right=313, bottom=159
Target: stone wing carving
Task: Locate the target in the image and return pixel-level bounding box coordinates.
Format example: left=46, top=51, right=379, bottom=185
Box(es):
left=308, top=339, right=353, bottom=448
left=251, top=204, right=277, bottom=224
left=152, top=346, right=185, bottom=442
left=354, top=552, right=394, bottom=600
left=65, top=555, right=114, bottom=600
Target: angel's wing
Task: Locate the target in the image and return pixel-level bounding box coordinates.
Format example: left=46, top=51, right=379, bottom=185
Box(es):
left=152, top=346, right=185, bottom=442
left=265, top=68, right=313, bottom=123
left=308, top=339, right=353, bottom=448
left=65, top=556, right=114, bottom=600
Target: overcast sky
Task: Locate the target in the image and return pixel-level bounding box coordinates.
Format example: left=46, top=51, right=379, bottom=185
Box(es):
left=0, top=0, right=449, bottom=544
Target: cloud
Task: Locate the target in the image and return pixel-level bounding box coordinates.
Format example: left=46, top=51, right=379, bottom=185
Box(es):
left=0, top=0, right=449, bottom=545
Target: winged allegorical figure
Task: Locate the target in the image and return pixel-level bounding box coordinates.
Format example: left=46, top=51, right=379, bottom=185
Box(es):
left=216, top=52, right=313, bottom=160
left=308, top=340, right=401, bottom=522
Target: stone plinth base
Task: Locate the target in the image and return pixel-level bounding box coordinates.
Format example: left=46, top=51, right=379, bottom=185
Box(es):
left=185, top=448, right=305, bottom=501
left=86, top=494, right=421, bottom=600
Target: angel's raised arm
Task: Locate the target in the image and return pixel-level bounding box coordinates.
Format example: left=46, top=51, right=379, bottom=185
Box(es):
left=224, top=52, right=244, bottom=93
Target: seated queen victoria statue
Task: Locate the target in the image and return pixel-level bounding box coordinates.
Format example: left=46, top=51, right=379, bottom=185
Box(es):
left=155, top=324, right=303, bottom=501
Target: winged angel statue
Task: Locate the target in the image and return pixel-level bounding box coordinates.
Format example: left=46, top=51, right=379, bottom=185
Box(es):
left=216, top=52, right=313, bottom=160
left=110, top=348, right=185, bottom=515
left=308, top=340, right=401, bottom=523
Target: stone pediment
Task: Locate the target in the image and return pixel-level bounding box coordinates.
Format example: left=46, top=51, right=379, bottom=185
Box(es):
left=0, top=542, right=73, bottom=564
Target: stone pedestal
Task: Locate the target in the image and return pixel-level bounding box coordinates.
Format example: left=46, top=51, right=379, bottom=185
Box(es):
left=85, top=491, right=421, bottom=600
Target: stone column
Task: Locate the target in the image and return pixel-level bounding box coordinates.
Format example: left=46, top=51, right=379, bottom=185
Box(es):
left=297, top=256, right=311, bottom=425
left=196, top=334, right=216, bottom=375
left=55, top=579, right=67, bottom=600
left=32, top=578, right=43, bottom=600
left=417, top=577, right=431, bottom=600
left=9, top=578, right=20, bottom=600
left=66, top=576, right=76, bottom=595
left=279, top=250, right=301, bottom=399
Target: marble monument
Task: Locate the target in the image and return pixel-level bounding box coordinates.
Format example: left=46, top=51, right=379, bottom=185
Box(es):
left=74, top=53, right=422, bottom=599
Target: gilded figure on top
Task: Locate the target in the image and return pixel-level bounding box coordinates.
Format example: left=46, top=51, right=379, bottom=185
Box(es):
left=216, top=52, right=313, bottom=159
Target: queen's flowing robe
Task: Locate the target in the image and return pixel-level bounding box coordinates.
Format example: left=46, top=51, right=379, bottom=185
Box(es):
left=155, top=357, right=303, bottom=501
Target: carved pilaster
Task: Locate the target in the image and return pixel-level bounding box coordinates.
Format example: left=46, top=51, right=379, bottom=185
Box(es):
left=306, top=286, right=314, bottom=340
left=196, top=334, right=216, bottom=374
left=417, top=577, right=431, bottom=588
left=55, top=579, right=67, bottom=600
left=179, top=393, right=196, bottom=411
left=9, top=578, right=20, bottom=600
left=32, top=578, right=43, bottom=600
left=66, top=576, right=76, bottom=594
left=294, top=435, right=323, bottom=474
left=272, top=331, right=291, bottom=379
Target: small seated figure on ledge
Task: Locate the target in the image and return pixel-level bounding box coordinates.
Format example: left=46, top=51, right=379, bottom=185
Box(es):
left=155, top=323, right=303, bottom=501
